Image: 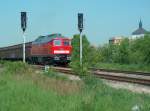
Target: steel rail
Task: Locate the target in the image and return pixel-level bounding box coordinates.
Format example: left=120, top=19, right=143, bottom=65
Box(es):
left=93, top=71, right=150, bottom=86
left=32, top=65, right=150, bottom=86
left=90, top=67, right=150, bottom=76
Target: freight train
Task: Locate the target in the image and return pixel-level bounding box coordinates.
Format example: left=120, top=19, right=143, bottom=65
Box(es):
left=0, top=33, right=72, bottom=64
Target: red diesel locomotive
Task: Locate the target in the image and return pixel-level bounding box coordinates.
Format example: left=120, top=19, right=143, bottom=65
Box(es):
left=0, top=33, right=72, bottom=64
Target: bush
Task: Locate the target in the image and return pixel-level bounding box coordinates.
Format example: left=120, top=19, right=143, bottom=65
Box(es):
left=2, top=61, right=30, bottom=74
left=70, top=34, right=91, bottom=76
left=98, top=34, right=150, bottom=65
left=44, top=67, right=68, bottom=80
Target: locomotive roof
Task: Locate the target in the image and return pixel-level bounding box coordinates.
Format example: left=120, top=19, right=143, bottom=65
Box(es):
left=32, top=33, right=67, bottom=44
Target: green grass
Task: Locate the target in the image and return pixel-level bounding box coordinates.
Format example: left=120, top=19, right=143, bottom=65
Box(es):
left=95, top=62, right=150, bottom=73
left=0, top=61, right=150, bottom=111
left=44, top=67, right=68, bottom=81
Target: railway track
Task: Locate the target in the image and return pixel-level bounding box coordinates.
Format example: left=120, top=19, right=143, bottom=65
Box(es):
left=33, top=65, right=150, bottom=86
left=90, top=67, right=150, bottom=76
left=92, top=70, right=150, bottom=86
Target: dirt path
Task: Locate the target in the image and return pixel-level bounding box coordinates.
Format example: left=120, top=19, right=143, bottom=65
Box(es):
left=104, top=79, right=150, bottom=94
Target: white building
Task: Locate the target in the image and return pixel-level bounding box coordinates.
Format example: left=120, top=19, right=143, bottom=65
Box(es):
left=109, top=36, right=124, bottom=45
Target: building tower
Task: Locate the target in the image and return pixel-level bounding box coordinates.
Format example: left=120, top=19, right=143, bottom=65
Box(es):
left=132, top=19, right=148, bottom=39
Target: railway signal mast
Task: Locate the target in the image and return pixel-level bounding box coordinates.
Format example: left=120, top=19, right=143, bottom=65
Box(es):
left=78, top=13, right=84, bottom=66
left=21, top=12, right=27, bottom=63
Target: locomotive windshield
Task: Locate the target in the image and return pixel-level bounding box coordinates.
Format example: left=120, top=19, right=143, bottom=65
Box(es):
left=54, top=40, right=61, bottom=46
left=63, top=40, right=71, bottom=46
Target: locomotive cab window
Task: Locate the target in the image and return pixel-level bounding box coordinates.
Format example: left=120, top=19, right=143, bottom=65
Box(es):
left=54, top=40, right=61, bottom=46
left=63, top=40, right=71, bottom=46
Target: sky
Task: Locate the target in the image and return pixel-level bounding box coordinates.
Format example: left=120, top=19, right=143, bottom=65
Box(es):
left=0, top=0, right=150, bottom=47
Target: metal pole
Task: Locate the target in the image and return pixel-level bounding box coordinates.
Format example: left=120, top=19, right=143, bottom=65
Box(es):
left=80, top=32, right=82, bottom=66
left=23, top=32, right=26, bottom=63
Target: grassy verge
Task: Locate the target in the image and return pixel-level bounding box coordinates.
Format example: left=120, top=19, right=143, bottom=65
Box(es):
left=0, top=61, right=150, bottom=111
left=95, top=63, right=150, bottom=73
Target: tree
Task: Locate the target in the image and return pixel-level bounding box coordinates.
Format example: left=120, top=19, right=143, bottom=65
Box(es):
left=129, top=34, right=150, bottom=64
left=70, top=34, right=91, bottom=75
left=117, top=38, right=130, bottom=64
left=97, top=38, right=130, bottom=64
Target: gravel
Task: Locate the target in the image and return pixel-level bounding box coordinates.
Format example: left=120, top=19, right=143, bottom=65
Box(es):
left=104, top=79, right=150, bottom=94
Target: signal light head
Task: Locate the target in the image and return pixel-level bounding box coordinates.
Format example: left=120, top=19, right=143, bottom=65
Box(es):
left=78, top=13, right=83, bottom=33
left=21, top=12, right=27, bottom=32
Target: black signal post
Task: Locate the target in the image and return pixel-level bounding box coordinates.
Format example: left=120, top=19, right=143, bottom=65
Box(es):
left=78, top=13, right=83, bottom=65
left=21, top=12, right=27, bottom=63
left=78, top=13, right=83, bottom=33
left=21, top=12, right=27, bottom=32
